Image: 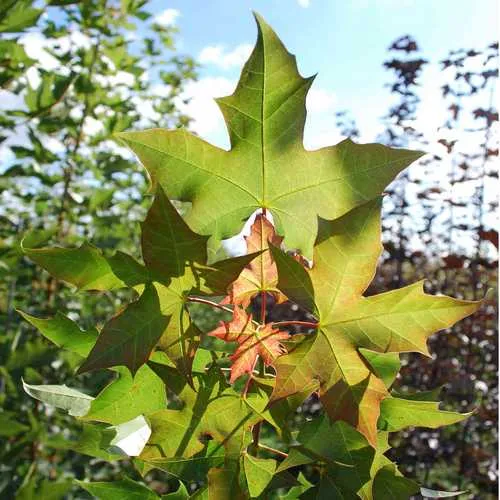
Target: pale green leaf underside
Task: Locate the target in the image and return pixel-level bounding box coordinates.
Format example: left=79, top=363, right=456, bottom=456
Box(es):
left=420, top=487, right=467, bottom=498
left=118, top=14, right=423, bottom=260
left=22, top=379, right=94, bottom=417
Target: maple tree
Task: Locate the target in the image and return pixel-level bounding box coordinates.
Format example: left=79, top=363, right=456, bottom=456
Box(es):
left=19, top=13, right=485, bottom=499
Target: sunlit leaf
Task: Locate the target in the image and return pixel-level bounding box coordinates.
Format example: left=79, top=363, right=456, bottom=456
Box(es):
left=270, top=199, right=481, bottom=444
left=22, top=242, right=126, bottom=291
left=118, top=14, right=423, bottom=261
left=17, top=310, right=97, bottom=359
left=243, top=454, right=276, bottom=498
left=378, top=397, right=470, bottom=432
left=83, top=365, right=166, bottom=425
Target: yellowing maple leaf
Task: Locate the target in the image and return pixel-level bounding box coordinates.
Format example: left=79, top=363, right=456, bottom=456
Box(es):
left=208, top=307, right=289, bottom=383
left=269, top=198, right=482, bottom=446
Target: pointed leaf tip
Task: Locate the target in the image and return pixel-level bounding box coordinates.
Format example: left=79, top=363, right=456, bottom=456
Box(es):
left=77, top=283, right=169, bottom=376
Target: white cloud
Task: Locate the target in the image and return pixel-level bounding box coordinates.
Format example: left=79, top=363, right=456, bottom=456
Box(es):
left=303, top=87, right=342, bottom=148
left=65, top=30, right=92, bottom=51
left=25, top=67, right=41, bottom=89
left=154, top=8, right=180, bottom=27
left=175, top=76, right=236, bottom=146
left=298, top=0, right=311, bottom=7
left=304, top=129, right=344, bottom=150
left=19, top=30, right=91, bottom=73
left=19, top=33, right=59, bottom=70
left=198, top=43, right=253, bottom=70
left=40, top=136, right=65, bottom=154
left=94, top=71, right=135, bottom=88
left=82, top=116, right=105, bottom=136
left=306, top=88, right=337, bottom=114
left=131, top=96, right=161, bottom=124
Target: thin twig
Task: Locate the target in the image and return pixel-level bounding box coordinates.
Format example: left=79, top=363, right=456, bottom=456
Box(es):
left=186, top=296, right=233, bottom=315
left=257, top=443, right=288, bottom=459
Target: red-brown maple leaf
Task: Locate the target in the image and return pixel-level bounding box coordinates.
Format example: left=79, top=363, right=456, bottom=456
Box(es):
left=224, top=214, right=287, bottom=307
left=208, top=307, right=290, bottom=383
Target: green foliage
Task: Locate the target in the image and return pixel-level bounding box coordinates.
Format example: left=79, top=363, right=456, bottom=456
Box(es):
left=0, top=0, right=197, bottom=496
left=5, top=9, right=486, bottom=500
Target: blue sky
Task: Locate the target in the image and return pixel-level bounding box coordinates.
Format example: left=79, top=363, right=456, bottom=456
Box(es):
left=148, top=0, right=498, bottom=149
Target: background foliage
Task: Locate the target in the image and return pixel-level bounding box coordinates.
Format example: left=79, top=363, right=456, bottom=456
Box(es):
left=0, top=2, right=497, bottom=499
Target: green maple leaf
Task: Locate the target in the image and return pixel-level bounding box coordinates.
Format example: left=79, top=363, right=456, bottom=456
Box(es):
left=372, top=466, right=419, bottom=499
left=269, top=198, right=481, bottom=445
left=138, top=366, right=261, bottom=476
left=378, top=396, right=470, bottom=432
left=76, top=477, right=160, bottom=500
left=136, top=440, right=225, bottom=483
left=359, top=349, right=400, bottom=389
left=278, top=417, right=415, bottom=500
left=206, top=467, right=246, bottom=500
left=82, top=365, right=166, bottom=426
left=28, top=188, right=252, bottom=378
left=17, top=310, right=98, bottom=359
left=117, top=14, right=423, bottom=261
left=357, top=432, right=396, bottom=500
left=243, top=454, right=277, bottom=498
left=140, top=188, right=258, bottom=377
left=19, top=309, right=167, bottom=426
left=77, top=282, right=169, bottom=376
left=22, top=237, right=152, bottom=291
left=22, top=241, right=136, bottom=291
left=277, top=416, right=375, bottom=498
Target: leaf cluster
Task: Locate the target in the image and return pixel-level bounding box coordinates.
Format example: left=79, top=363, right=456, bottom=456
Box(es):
left=16, top=13, right=484, bottom=500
